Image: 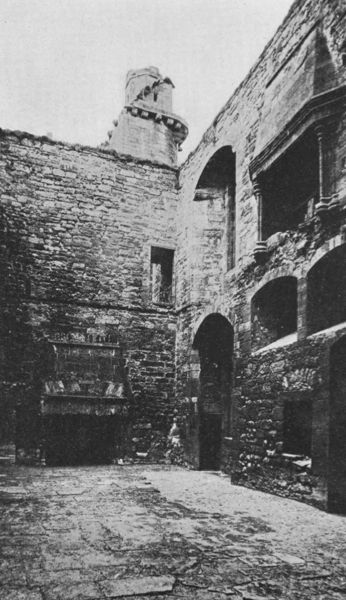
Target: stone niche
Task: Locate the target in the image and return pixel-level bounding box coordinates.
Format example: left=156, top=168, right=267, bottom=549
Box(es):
left=40, top=332, right=130, bottom=466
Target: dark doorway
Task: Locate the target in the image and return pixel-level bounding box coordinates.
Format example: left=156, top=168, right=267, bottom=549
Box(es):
left=44, top=415, right=123, bottom=466
left=329, top=336, right=346, bottom=514
left=193, top=314, right=233, bottom=470
left=200, top=413, right=223, bottom=470
left=283, top=397, right=312, bottom=456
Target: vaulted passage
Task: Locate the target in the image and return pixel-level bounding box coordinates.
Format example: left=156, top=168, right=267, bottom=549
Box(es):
left=307, top=246, right=346, bottom=335
left=193, top=314, right=233, bottom=470
left=328, top=336, right=346, bottom=514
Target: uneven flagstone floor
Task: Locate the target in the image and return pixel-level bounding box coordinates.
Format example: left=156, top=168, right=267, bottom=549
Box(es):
left=1, top=464, right=346, bottom=599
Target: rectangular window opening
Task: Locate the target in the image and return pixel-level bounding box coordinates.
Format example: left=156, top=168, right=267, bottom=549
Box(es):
left=283, top=398, right=312, bottom=457
left=261, top=131, right=319, bottom=240
left=251, top=277, right=297, bottom=351
left=150, top=247, right=174, bottom=304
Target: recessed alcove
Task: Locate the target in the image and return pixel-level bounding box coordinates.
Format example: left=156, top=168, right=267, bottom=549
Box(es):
left=307, top=246, right=346, bottom=335
left=251, top=277, right=297, bottom=351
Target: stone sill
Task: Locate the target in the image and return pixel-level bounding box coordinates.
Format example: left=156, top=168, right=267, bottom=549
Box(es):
left=43, top=394, right=125, bottom=400
left=308, top=321, right=346, bottom=339
left=48, top=339, right=120, bottom=349
left=225, top=265, right=238, bottom=278
left=251, top=331, right=297, bottom=355
left=151, top=301, right=174, bottom=309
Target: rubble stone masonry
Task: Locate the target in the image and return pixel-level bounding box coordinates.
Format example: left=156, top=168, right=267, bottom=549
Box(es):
left=1, top=0, right=346, bottom=510
left=175, top=0, right=346, bottom=510
left=0, top=132, right=178, bottom=461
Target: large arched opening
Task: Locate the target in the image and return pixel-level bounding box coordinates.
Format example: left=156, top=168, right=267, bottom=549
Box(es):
left=328, top=335, right=346, bottom=514
left=192, top=314, right=234, bottom=470
left=251, top=276, right=297, bottom=351
left=307, top=245, right=346, bottom=335
left=194, top=146, right=236, bottom=271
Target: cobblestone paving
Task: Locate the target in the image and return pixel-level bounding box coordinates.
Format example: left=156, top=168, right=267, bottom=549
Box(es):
left=1, top=464, right=346, bottom=599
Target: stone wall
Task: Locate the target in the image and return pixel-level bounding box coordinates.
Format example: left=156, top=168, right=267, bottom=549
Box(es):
left=110, top=111, right=178, bottom=167
left=0, top=130, right=178, bottom=461
left=175, top=0, right=346, bottom=509
left=1, top=0, right=346, bottom=508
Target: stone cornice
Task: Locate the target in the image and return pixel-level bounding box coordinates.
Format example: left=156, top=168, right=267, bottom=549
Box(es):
left=124, top=102, right=189, bottom=143
left=250, top=84, right=346, bottom=178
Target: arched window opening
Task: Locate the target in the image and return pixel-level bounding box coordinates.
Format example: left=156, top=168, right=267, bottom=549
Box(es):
left=194, top=147, right=236, bottom=270
left=329, top=336, right=346, bottom=514
left=193, top=314, right=234, bottom=470
left=260, top=130, right=319, bottom=240
left=251, top=276, right=297, bottom=351
left=307, top=245, right=346, bottom=335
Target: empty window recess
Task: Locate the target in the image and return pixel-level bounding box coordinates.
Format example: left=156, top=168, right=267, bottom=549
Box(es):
left=307, top=245, right=346, bottom=335
left=150, top=247, right=174, bottom=304
left=251, top=276, right=297, bottom=351
left=261, top=131, right=319, bottom=239
left=283, top=398, right=312, bottom=457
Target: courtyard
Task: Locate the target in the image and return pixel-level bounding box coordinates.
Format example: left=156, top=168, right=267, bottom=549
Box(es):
left=1, top=464, right=346, bottom=599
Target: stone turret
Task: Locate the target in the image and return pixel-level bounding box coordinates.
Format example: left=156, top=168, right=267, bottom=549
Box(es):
left=106, top=66, right=188, bottom=166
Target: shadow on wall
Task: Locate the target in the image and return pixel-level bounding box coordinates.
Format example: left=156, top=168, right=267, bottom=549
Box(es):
left=0, top=205, right=36, bottom=453
left=329, top=335, right=346, bottom=514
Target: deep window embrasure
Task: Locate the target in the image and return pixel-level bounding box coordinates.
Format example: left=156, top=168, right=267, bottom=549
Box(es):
left=307, top=246, right=346, bottom=335
left=150, top=246, right=174, bottom=304
left=251, top=277, right=297, bottom=350
left=261, top=131, right=319, bottom=240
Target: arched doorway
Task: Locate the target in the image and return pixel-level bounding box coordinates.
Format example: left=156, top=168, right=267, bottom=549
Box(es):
left=193, top=314, right=234, bottom=470
left=329, top=336, right=346, bottom=513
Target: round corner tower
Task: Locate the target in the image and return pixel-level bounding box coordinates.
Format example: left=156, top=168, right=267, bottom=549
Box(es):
left=107, top=66, right=188, bottom=166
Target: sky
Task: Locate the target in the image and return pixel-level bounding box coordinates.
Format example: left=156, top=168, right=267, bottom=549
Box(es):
left=0, top=0, right=293, bottom=161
